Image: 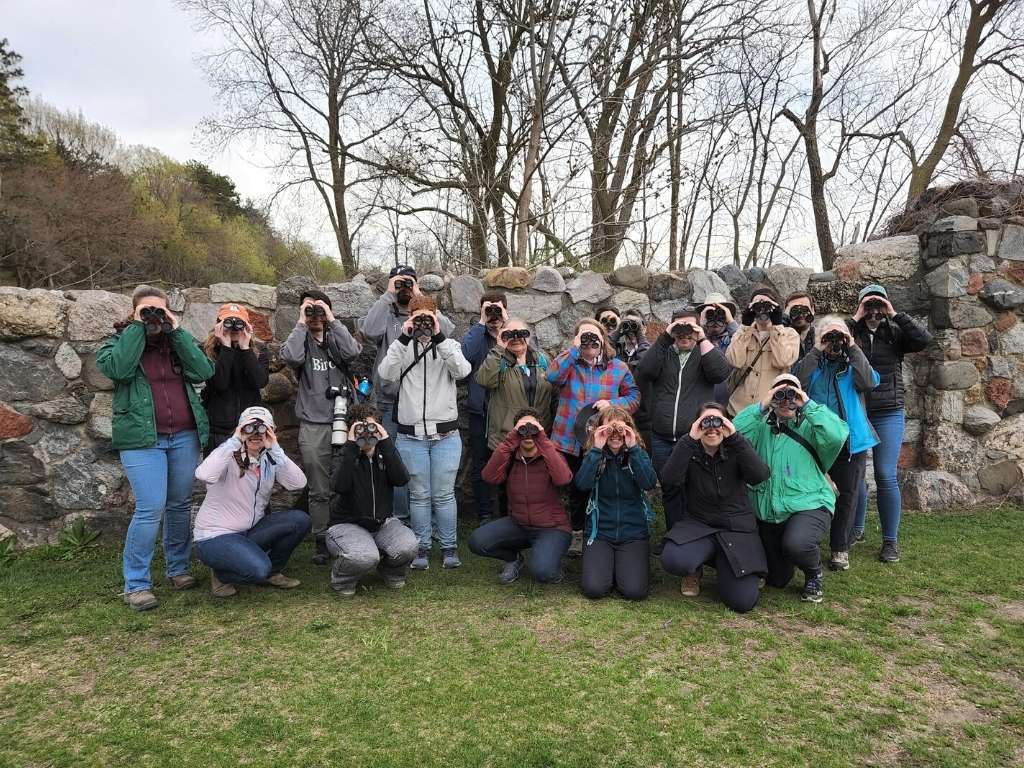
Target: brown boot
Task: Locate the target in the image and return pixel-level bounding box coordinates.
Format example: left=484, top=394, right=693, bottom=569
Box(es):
left=123, top=590, right=159, bottom=611
left=265, top=572, right=301, bottom=590
left=210, top=570, right=237, bottom=598
left=168, top=574, right=197, bottom=590
left=680, top=568, right=702, bottom=598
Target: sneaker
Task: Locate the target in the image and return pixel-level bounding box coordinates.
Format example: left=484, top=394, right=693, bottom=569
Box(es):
left=210, top=571, right=237, bottom=598
left=853, top=529, right=866, bottom=545
left=568, top=530, right=584, bottom=557
left=498, top=557, right=523, bottom=585
left=123, top=589, right=159, bottom=611
left=442, top=548, right=462, bottom=569
left=879, top=540, right=901, bottom=563
left=410, top=548, right=430, bottom=570
left=383, top=576, right=406, bottom=589
left=168, top=574, right=197, bottom=590
left=829, top=551, right=850, bottom=571
left=680, top=568, right=702, bottom=597
left=801, top=573, right=824, bottom=603
left=265, top=572, right=301, bottom=589
left=333, top=584, right=357, bottom=597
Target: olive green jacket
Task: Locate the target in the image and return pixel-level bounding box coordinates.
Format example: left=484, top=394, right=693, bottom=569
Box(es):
left=96, top=322, right=215, bottom=450
left=475, top=346, right=553, bottom=450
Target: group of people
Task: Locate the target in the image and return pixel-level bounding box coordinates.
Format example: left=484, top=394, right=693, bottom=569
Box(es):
left=100, top=266, right=931, bottom=614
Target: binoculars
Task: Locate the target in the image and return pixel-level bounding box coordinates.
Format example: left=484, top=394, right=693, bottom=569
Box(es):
left=600, top=315, right=619, bottom=331
left=863, top=299, right=886, bottom=314
left=484, top=304, right=504, bottom=321
left=580, top=332, right=602, bottom=349
left=241, top=420, right=268, bottom=436
left=699, top=415, right=724, bottom=430
left=822, top=330, right=848, bottom=345
left=606, top=423, right=625, bottom=437
left=352, top=422, right=380, bottom=439
left=501, top=328, right=530, bottom=342
left=670, top=322, right=694, bottom=339
left=772, top=387, right=799, bottom=405
left=395, top=278, right=414, bottom=291
left=412, top=315, right=435, bottom=337
left=516, top=422, right=540, bottom=438
left=222, top=317, right=246, bottom=331
left=304, top=305, right=326, bottom=318
left=788, top=306, right=813, bottom=321
left=140, top=306, right=172, bottom=335
left=704, top=309, right=726, bottom=324
left=620, top=319, right=641, bottom=336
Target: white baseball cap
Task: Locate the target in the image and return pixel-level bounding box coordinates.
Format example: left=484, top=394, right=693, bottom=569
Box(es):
left=237, top=406, right=275, bottom=429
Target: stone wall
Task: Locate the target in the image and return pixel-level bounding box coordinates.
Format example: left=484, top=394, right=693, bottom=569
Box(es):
left=1, top=218, right=1022, bottom=546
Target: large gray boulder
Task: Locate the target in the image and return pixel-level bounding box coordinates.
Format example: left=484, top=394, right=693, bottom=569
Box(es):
left=87, top=392, right=113, bottom=440
left=179, top=302, right=220, bottom=341
left=649, top=272, right=691, bottom=302
left=998, top=223, right=1024, bottom=261
left=533, top=317, right=563, bottom=351
left=613, top=289, right=651, bottom=318
left=834, top=235, right=920, bottom=282
left=931, top=297, right=993, bottom=330
left=323, top=281, right=378, bottom=319
left=687, top=269, right=731, bottom=304
left=565, top=272, right=612, bottom=304
left=923, top=259, right=969, bottom=298
left=980, top=278, right=1024, bottom=311
left=963, top=405, right=1000, bottom=436
left=15, top=396, right=90, bottom=425
left=276, top=275, right=320, bottom=305
left=979, top=461, right=1022, bottom=496
left=66, top=290, right=132, bottom=342
left=608, top=264, right=651, bottom=291
left=929, top=361, right=980, bottom=391
left=0, top=287, right=68, bottom=340
left=530, top=266, right=565, bottom=294
left=765, top=265, right=812, bottom=299
left=507, top=293, right=563, bottom=324
left=902, top=470, right=975, bottom=511
left=54, top=342, right=82, bottom=379
left=997, top=324, right=1024, bottom=355
left=209, top=282, right=278, bottom=309
left=0, top=344, right=66, bottom=403
left=450, top=274, right=485, bottom=313
left=418, top=274, right=445, bottom=293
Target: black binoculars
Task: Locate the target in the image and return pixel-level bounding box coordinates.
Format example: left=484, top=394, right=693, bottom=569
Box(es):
left=516, top=422, right=540, bottom=438
left=580, top=332, right=602, bottom=348
left=412, top=315, right=435, bottom=336
left=140, top=306, right=167, bottom=322
left=395, top=278, right=414, bottom=291
left=699, top=415, right=724, bottom=430
left=352, top=422, right=380, bottom=439
left=670, top=322, right=694, bottom=338
left=864, top=299, right=886, bottom=313
left=241, top=420, right=268, bottom=435
left=620, top=319, right=640, bottom=336
left=304, top=305, right=326, bottom=318
left=485, top=304, right=504, bottom=320
left=772, top=387, right=799, bottom=404
left=501, top=328, right=530, bottom=342
left=223, top=317, right=246, bottom=331
left=600, top=315, right=619, bottom=331
left=822, top=330, right=848, bottom=345
left=788, top=305, right=813, bottom=321
left=705, top=309, right=726, bottom=324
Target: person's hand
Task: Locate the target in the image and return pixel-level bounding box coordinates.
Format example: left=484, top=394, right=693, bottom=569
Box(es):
left=762, top=383, right=787, bottom=410
left=689, top=416, right=704, bottom=440
left=496, top=331, right=509, bottom=349
left=213, top=320, right=230, bottom=346
left=592, top=425, right=609, bottom=449
left=593, top=399, right=611, bottom=411
left=878, top=297, right=896, bottom=317
left=792, top=386, right=809, bottom=406
left=690, top=323, right=707, bottom=342
left=345, top=421, right=361, bottom=443
left=167, top=310, right=179, bottom=330
left=572, top=331, right=583, bottom=348
left=402, top=317, right=414, bottom=336
left=370, top=418, right=389, bottom=441
left=237, top=322, right=253, bottom=350
left=298, top=299, right=313, bottom=325
left=720, top=416, right=736, bottom=436
left=623, top=425, right=637, bottom=448
left=316, top=301, right=335, bottom=323
left=232, top=423, right=247, bottom=442
left=411, top=280, right=422, bottom=297
left=386, top=276, right=401, bottom=295
left=853, top=301, right=866, bottom=322
left=717, top=303, right=734, bottom=323
left=264, top=425, right=278, bottom=448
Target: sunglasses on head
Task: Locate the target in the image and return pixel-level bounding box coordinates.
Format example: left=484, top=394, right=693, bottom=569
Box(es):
left=501, top=328, right=530, bottom=342
left=700, top=415, right=724, bottom=430
left=580, top=332, right=602, bottom=348
left=517, top=422, right=540, bottom=438
left=241, top=420, right=268, bottom=435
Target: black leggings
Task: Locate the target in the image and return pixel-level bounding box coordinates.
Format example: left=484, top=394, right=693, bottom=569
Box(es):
left=661, top=538, right=760, bottom=613
left=828, top=450, right=867, bottom=552
left=581, top=538, right=649, bottom=600
left=757, top=507, right=830, bottom=588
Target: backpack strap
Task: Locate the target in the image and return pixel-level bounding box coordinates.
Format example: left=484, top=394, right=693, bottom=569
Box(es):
left=391, top=340, right=436, bottom=424
left=728, top=334, right=770, bottom=395
left=779, top=422, right=826, bottom=474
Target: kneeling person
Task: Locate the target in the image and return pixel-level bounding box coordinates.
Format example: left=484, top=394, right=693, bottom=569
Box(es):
left=469, top=409, right=573, bottom=584
left=325, top=404, right=418, bottom=596
left=660, top=405, right=770, bottom=613
left=193, top=407, right=310, bottom=598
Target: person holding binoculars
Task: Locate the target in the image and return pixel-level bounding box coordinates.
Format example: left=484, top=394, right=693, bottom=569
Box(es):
left=546, top=320, right=639, bottom=555
left=783, top=292, right=818, bottom=364
left=734, top=373, right=849, bottom=603
left=323, top=403, right=419, bottom=596
left=596, top=304, right=622, bottom=338
left=725, top=285, right=800, bottom=417
left=462, top=291, right=510, bottom=525
left=659, top=404, right=770, bottom=612
left=574, top=406, right=658, bottom=600
left=635, top=306, right=731, bottom=534
left=696, top=293, right=740, bottom=355
left=469, top=409, right=574, bottom=585
left=98, top=285, right=216, bottom=611
left=378, top=295, right=471, bottom=570
left=794, top=316, right=880, bottom=572
left=193, top=407, right=310, bottom=598
left=202, top=303, right=270, bottom=452
left=475, top=318, right=553, bottom=453
left=281, top=289, right=362, bottom=564
left=850, top=284, right=932, bottom=563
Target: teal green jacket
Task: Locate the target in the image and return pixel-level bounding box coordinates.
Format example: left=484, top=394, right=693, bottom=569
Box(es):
left=96, top=322, right=215, bottom=450
left=733, top=400, right=849, bottom=523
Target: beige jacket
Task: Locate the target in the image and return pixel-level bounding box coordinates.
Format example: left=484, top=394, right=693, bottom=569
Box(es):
left=724, top=325, right=800, bottom=416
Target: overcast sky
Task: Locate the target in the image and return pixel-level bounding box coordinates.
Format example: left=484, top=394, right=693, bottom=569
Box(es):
left=5, top=0, right=281, bottom=223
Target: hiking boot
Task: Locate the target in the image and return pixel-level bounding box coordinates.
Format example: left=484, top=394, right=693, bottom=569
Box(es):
left=333, top=584, right=357, bottom=597
left=680, top=567, right=703, bottom=597
left=853, top=529, right=865, bottom=545
left=123, top=589, right=158, bottom=611
left=879, top=540, right=901, bottom=563
left=829, top=551, right=850, bottom=571
left=568, top=530, right=583, bottom=557
left=410, top=548, right=430, bottom=570
left=442, top=548, right=462, bottom=569
left=265, top=572, right=301, bottom=589
left=383, top=576, right=406, bottom=589
left=801, top=572, right=824, bottom=603
left=210, top=571, right=237, bottom=598
left=499, top=557, right=523, bottom=585
left=168, top=574, right=197, bottom=590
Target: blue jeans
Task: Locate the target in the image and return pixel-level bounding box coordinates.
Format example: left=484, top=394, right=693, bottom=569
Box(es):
left=195, top=510, right=311, bottom=584
left=468, top=516, right=570, bottom=583
left=651, top=435, right=685, bottom=530
left=854, top=409, right=905, bottom=542
left=378, top=402, right=409, bottom=520
left=120, top=430, right=201, bottom=593
left=468, top=412, right=494, bottom=519
left=396, top=432, right=462, bottom=549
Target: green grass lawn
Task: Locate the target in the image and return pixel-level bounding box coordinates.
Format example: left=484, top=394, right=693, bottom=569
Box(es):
left=2, top=505, right=1023, bottom=768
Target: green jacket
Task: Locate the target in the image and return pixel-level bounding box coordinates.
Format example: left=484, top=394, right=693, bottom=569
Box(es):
left=733, top=400, right=849, bottom=523
left=96, top=322, right=215, bottom=450
left=475, top=346, right=553, bottom=450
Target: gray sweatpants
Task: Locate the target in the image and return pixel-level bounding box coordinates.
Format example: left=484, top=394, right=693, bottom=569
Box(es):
left=298, top=421, right=333, bottom=535
left=325, top=518, right=419, bottom=590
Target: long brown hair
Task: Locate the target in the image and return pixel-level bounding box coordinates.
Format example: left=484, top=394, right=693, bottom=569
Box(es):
left=114, top=285, right=169, bottom=332
left=202, top=331, right=263, bottom=361
left=583, top=405, right=645, bottom=451
left=573, top=319, right=615, bottom=359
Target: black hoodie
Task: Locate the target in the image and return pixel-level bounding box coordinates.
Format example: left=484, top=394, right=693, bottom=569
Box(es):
left=330, top=437, right=410, bottom=531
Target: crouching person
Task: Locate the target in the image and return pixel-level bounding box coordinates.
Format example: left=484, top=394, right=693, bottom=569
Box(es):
left=193, top=407, right=310, bottom=598
left=469, top=409, right=573, bottom=585
left=660, top=404, right=770, bottom=613
left=325, top=404, right=418, bottom=597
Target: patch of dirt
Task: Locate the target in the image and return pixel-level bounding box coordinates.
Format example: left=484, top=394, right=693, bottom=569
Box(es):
left=996, top=600, right=1024, bottom=623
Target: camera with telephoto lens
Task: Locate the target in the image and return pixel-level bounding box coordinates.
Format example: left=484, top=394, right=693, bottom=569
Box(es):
left=700, top=415, right=724, bottom=430
left=772, top=387, right=799, bottom=406
left=395, top=278, right=414, bottom=292
left=517, top=422, right=540, bottom=439
left=579, top=331, right=602, bottom=349
left=501, top=328, right=531, bottom=343
left=304, top=304, right=326, bottom=318
left=352, top=421, right=380, bottom=450
left=223, top=317, right=245, bottom=332
left=670, top=322, right=694, bottom=339
left=139, top=306, right=173, bottom=335
left=325, top=384, right=351, bottom=446
left=484, top=304, right=504, bottom=321
left=600, top=315, right=618, bottom=332
left=705, top=308, right=727, bottom=325
left=411, top=314, right=435, bottom=339
left=620, top=319, right=641, bottom=337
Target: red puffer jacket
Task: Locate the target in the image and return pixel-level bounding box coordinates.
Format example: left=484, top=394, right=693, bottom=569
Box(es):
left=482, top=431, right=573, bottom=532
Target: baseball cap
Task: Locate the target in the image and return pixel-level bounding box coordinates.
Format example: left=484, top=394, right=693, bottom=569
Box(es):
left=237, top=406, right=275, bottom=429
left=389, top=264, right=417, bottom=279
left=217, top=304, right=251, bottom=323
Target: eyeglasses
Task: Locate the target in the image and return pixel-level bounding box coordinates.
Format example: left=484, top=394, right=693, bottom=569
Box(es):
left=516, top=422, right=540, bottom=438
left=700, top=415, right=724, bottom=429
left=501, top=329, right=531, bottom=342
left=222, top=317, right=245, bottom=331
left=241, top=420, right=268, bottom=435
left=580, top=332, right=602, bottom=349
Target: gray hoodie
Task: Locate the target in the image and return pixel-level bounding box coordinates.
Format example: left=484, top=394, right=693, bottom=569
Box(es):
left=377, top=334, right=471, bottom=437
left=361, top=292, right=455, bottom=403
left=280, top=320, right=362, bottom=424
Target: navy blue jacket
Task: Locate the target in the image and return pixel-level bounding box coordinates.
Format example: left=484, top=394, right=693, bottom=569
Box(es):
left=574, top=445, right=658, bottom=543
left=461, top=322, right=496, bottom=415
